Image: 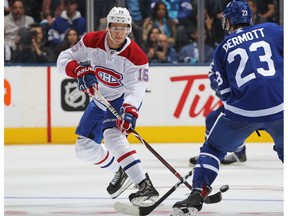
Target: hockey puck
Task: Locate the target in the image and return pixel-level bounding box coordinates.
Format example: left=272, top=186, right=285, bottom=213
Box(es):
left=220, top=184, right=229, bottom=193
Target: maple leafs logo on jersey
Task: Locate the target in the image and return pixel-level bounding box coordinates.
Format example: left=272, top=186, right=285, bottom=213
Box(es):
left=95, top=67, right=123, bottom=88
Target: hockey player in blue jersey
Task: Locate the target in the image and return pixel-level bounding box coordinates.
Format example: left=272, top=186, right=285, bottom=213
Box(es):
left=172, top=0, right=283, bottom=215
left=189, top=62, right=247, bottom=166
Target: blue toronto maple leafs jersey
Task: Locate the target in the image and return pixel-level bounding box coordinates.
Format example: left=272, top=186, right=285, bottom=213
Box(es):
left=213, top=22, right=283, bottom=122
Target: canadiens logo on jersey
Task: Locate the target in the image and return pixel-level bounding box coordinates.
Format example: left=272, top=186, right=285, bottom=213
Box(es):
left=95, top=67, right=123, bottom=88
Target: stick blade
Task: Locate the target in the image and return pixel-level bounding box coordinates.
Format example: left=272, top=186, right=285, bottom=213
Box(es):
left=204, top=191, right=222, bottom=204
left=114, top=201, right=157, bottom=216
left=114, top=202, right=140, bottom=215
left=139, top=205, right=157, bottom=215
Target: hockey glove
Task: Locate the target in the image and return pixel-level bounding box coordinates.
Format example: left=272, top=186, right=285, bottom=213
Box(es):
left=116, top=103, right=139, bottom=135
left=209, top=76, right=221, bottom=99
left=209, top=76, right=218, bottom=91
left=215, top=88, right=221, bottom=98
left=74, top=65, right=98, bottom=97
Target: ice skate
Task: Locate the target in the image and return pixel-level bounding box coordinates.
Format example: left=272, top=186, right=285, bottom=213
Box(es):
left=107, top=167, right=133, bottom=199
left=129, top=173, right=159, bottom=206
left=221, top=146, right=247, bottom=165
left=172, top=185, right=212, bottom=215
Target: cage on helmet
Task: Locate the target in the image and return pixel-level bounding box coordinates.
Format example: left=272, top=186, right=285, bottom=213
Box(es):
left=106, top=7, right=132, bottom=33
left=222, top=0, right=252, bottom=31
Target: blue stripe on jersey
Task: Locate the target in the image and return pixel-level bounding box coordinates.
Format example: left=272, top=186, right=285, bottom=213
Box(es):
left=224, top=102, right=283, bottom=117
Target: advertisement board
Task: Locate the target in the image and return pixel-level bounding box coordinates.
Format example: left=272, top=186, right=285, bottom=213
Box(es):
left=4, top=66, right=272, bottom=144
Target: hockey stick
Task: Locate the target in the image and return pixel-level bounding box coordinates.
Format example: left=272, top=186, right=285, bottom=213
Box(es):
left=204, top=184, right=229, bottom=204
left=92, top=89, right=192, bottom=190
left=114, top=169, right=194, bottom=216
left=93, top=89, right=227, bottom=205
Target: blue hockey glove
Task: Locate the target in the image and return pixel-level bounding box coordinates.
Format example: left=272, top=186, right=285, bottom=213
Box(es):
left=215, top=88, right=221, bottom=98
left=74, top=65, right=98, bottom=97
left=209, top=76, right=218, bottom=91
left=209, top=75, right=221, bottom=99
left=116, top=103, right=139, bottom=135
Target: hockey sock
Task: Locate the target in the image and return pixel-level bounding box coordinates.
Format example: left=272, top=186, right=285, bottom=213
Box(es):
left=104, top=128, right=146, bottom=185
left=75, top=136, right=119, bottom=172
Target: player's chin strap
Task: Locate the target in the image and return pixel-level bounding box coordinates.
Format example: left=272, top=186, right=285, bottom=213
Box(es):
left=107, top=30, right=117, bottom=45
left=92, top=87, right=193, bottom=190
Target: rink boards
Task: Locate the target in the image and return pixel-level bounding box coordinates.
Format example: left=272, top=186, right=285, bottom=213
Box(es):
left=4, top=65, right=273, bottom=144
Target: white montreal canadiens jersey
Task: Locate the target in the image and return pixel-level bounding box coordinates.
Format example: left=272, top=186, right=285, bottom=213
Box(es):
left=57, top=31, right=149, bottom=109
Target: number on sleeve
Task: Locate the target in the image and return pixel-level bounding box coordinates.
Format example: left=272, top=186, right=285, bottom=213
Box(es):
left=138, top=68, right=149, bottom=82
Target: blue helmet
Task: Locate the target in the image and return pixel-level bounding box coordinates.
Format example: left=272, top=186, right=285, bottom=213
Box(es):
left=222, top=0, right=252, bottom=31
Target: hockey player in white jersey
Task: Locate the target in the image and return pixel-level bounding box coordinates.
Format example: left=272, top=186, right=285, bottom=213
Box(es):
left=172, top=0, right=283, bottom=215
left=57, top=7, right=159, bottom=206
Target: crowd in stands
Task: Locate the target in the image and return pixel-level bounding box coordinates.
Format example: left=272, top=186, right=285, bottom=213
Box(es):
left=4, top=0, right=281, bottom=64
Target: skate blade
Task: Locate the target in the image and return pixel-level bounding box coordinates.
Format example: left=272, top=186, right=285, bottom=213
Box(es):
left=110, top=179, right=133, bottom=199
left=130, top=196, right=158, bottom=207
left=171, top=207, right=198, bottom=216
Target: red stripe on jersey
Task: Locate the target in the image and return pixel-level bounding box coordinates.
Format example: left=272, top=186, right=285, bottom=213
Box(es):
left=95, top=151, right=110, bottom=165
left=117, top=150, right=136, bottom=163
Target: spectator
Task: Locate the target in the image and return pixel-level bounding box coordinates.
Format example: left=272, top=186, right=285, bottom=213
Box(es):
left=4, top=0, right=34, bottom=62
left=125, top=0, right=151, bottom=47
left=149, top=33, right=178, bottom=63
left=176, top=0, right=195, bottom=25
left=12, top=23, right=56, bottom=63
left=96, top=0, right=117, bottom=30
left=54, top=28, right=80, bottom=57
left=42, top=0, right=65, bottom=18
left=150, top=0, right=179, bottom=21
left=22, top=0, right=43, bottom=22
left=142, top=2, right=177, bottom=47
left=150, top=0, right=195, bottom=25
left=178, top=26, right=214, bottom=64
left=204, top=7, right=225, bottom=48
left=246, top=0, right=261, bottom=24
left=40, top=13, right=55, bottom=45
left=175, top=0, right=195, bottom=49
left=190, top=1, right=226, bottom=48
left=4, top=0, right=11, bottom=15
left=42, top=0, right=86, bottom=19
left=143, top=26, right=161, bottom=60
left=254, top=0, right=276, bottom=23
left=48, top=0, right=86, bottom=46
